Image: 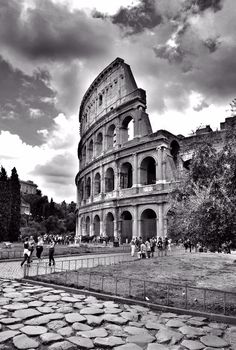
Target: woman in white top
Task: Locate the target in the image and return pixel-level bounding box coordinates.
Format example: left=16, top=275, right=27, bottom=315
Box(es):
left=36, top=235, right=44, bottom=260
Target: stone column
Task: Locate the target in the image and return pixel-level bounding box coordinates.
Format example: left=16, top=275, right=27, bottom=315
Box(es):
left=101, top=165, right=105, bottom=195
left=133, top=205, right=138, bottom=238
left=90, top=170, right=94, bottom=201
left=158, top=205, right=164, bottom=238
left=132, top=153, right=138, bottom=187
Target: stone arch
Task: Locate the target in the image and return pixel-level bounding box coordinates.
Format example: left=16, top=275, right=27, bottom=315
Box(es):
left=105, top=167, right=114, bottom=192
left=96, top=132, right=103, bottom=156
left=82, top=145, right=86, bottom=164
left=85, top=216, right=91, bottom=236
left=105, top=212, right=114, bottom=240
left=170, top=140, right=180, bottom=164
left=121, top=116, right=134, bottom=143
left=140, top=156, right=156, bottom=185
left=120, top=162, right=133, bottom=189
left=140, top=208, right=157, bottom=241
left=78, top=179, right=84, bottom=201
left=94, top=172, right=101, bottom=195
left=88, top=139, right=94, bottom=159
left=85, top=177, right=91, bottom=199
left=94, top=215, right=100, bottom=236
left=107, top=124, right=116, bottom=150
left=80, top=216, right=84, bottom=236
left=120, top=211, right=133, bottom=243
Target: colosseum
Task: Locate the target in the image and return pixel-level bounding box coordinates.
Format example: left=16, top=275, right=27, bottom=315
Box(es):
left=75, top=57, right=236, bottom=243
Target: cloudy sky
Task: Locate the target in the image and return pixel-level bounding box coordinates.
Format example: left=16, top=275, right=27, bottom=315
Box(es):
left=0, top=0, right=236, bottom=203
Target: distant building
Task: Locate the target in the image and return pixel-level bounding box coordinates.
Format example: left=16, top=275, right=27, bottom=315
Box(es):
left=20, top=180, right=38, bottom=195
left=20, top=197, right=31, bottom=215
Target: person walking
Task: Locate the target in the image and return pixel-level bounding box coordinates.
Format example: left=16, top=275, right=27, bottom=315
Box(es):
left=150, top=237, right=156, bottom=257
left=157, top=237, right=163, bottom=257
left=20, top=237, right=31, bottom=267
left=163, top=237, right=169, bottom=256
left=145, top=239, right=151, bottom=258
left=36, top=235, right=44, bottom=261
left=130, top=239, right=136, bottom=257
left=28, top=236, right=35, bottom=263
left=140, top=241, right=146, bottom=259
left=48, top=236, right=55, bottom=267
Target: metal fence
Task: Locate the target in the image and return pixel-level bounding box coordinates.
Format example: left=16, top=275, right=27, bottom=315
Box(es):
left=0, top=244, right=130, bottom=260
left=25, top=258, right=236, bottom=317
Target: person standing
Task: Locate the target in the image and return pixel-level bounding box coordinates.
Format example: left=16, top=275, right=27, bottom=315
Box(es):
left=150, top=237, right=156, bottom=258
left=130, top=239, right=136, bottom=257
left=145, top=239, right=151, bottom=258
left=20, top=237, right=31, bottom=267
left=163, top=236, right=169, bottom=256
left=36, top=235, right=44, bottom=261
left=140, top=241, right=146, bottom=259
left=48, top=236, right=55, bottom=267
left=28, top=236, right=35, bottom=263
left=157, top=237, right=163, bottom=257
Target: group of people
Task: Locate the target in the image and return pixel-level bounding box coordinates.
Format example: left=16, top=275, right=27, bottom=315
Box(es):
left=21, top=235, right=56, bottom=267
left=130, top=236, right=171, bottom=259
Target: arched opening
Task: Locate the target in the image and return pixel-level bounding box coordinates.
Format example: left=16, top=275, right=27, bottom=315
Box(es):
left=105, top=167, right=114, bottom=192
left=120, top=162, right=133, bottom=189
left=96, top=132, right=103, bottom=156
left=120, top=211, right=132, bottom=243
left=183, top=158, right=191, bottom=170
left=94, top=215, right=100, bottom=236
left=82, top=145, right=86, bottom=164
left=141, top=209, right=157, bottom=241
left=88, top=140, right=93, bottom=159
left=78, top=180, right=84, bottom=201
left=85, top=216, right=90, bottom=236
left=107, top=124, right=116, bottom=150
left=94, top=172, right=101, bottom=195
left=121, top=116, right=134, bottom=143
left=86, top=177, right=91, bottom=199
left=170, top=140, right=180, bottom=164
left=140, top=157, right=156, bottom=185
left=105, top=212, right=114, bottom=241
left=80, top=216, right=84, bottom=236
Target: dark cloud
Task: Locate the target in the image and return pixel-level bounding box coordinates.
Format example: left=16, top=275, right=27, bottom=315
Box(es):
left=189, top=0, right=223, bottom=12
left=0, top=56, right=58, bottom=145
left=0, top=0, right=113, bottom=61
left=203, top=38, right=220, bottom=53
left=111, top=0, right=162, bottom=35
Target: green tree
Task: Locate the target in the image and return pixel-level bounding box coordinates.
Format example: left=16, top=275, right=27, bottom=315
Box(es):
left=0, top=167, right=11, bottom=241
left=9, top=167, right=21, bottom=242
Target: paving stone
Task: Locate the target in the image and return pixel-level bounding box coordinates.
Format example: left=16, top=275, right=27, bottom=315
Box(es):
left=114, top=344, right=143, bottom=350
left=179, top=326, right=205, bottom=337
left=0, top=317, right=21, bottom=324
left=94, top=336, right=125, bottom=347
left=156, top=328, right=183, bottom=344
left=120, top=312, right=138, bottom=321
left=25, top=315, right=51, bottom=325
left=103, top=301, right=119, bottom=308
left=57, top=306, right=74, bottom=313
left=61, top=297, right=80, bottom=303
left=103, top=314, right=128, bottom=325
left=208, top=323, right=228, bottom=330
left=72, top=322, right=93, bottom=331
left=65, top=313, right=86, bottom=323
left=4, top=292, right=24, bottom=299
left=191, top=317, right=207, bottom=322
left=146, top=345, right=169, bottom=350
left=0, top=298, right=10, bottom=306
left=0, top=330, right=19, bottom=342
left=42, top=295, right=61, bottom=302
left=145, top=321, right=163, bottom=330
left=129, top=322, right=144, bottom=328
left=187, top=320, right=206, bottom=327
left=3, top=303, right=28, bottom=311
left=12, top=309, right=41, bottom=320
left=181, top=340, right=205, bottom=350
left=7, top=323, right=24, bottom=330
left=74, top=302, right=84, bottom=309
left=48, top=340, right=77, bottom=350
left=40, top=332, right=63, bottom=344
left=36, top=306, right=53, bottom=313
left=48, top=312, right=64, bottom=320
left=80, top=307, right=104, bottom=315
left=124, top=326, right=149, bottom=335
left=68, top=336, right=94, bottom=349
left=77, top=328, right=108, bottom=338
left=85, top=315, right=103, bottom=326
left=48, top=320, right=67, bottom=330
left=166, top=319, right=186, bottom=328
left=73, top=294, right=86, bottom=300
left=13, top=334, right=39, bottom=349
left=200, top=335, right=229, bottom=348
left=28, top=301, right=44, bottom=308
left=160, top=313, right=177, bottom=318
left=20, top=326, right=48, bottom=336
left=57, top=326, right=74, bottom=337
left=126, top=333, right=156, bottom=347
left=105, top=324, right=127, bottom=337
left=104, top=308, right=122, bottom=314
left=87, top=303, right=104, bottom=309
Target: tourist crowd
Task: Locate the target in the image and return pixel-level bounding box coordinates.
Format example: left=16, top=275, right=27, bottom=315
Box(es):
left=130, top=236, right=172, bottom=259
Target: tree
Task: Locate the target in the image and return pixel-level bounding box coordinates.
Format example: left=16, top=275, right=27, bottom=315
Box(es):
left=168, top=141, right=236, bottom=249
left=0, top=167, right=11, bottom=241
left=9, top=167, right=21, bottom=242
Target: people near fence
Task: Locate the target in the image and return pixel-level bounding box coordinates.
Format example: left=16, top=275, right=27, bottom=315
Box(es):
left=145, top=239, right=151, bottom=258
left=163, top=236, right=169, bottom=256
left=150, top=237, right=156, bottom=257
left=36, top=235, right=44, bottom=261
left=48, top=236, right=56, bottom=267
left=157, top=237, right=163, bottom=256
left=140, top=240, right=146, bottom=259
left=135, top=237, right=141, bottom=258
left=168, top=238, right=172, bottom=251
left=28, top=236, right=35, bottom=263
left=130, top=238, right=136, bottom=257
left=20, top=237, right=31, bottom=267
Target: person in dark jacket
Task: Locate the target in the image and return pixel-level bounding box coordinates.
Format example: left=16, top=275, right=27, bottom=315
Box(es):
left=20, top=237, right=31, bottom=267
left=48, top=236, right=55, bottom=267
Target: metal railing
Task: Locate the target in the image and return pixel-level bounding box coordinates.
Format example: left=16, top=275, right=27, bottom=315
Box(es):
left=0, top=244, right=130, bottom=261
left=25, top=261, right=236, bottom=317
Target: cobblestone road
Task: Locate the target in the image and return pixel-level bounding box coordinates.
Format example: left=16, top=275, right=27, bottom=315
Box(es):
left=0, top=279, right=235, bottom=350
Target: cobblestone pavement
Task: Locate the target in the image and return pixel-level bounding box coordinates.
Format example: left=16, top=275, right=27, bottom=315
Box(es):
left=0, top=278, right=235, bottom=350
left=0, top=253, right=131, bottom=280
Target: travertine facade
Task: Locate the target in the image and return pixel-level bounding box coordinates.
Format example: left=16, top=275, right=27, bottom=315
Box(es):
left=75, top=57, right=236, bottom=242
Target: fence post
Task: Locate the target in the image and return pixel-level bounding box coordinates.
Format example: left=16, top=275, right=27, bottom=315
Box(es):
left=166, top=284, right=169, bottom=306
left=77, top=271, right=79, bottom=287
left=223, top=292, right=226, bottom=315
left=101, top=275, right=104, bottom=291
left=185, top=286, right=188, bottom=309
left=129, top=279, right=131, bottom=296
left=143, top=281, right=146, bottom=300
left=69, top=260, right=71, bottom=270
left=36, top=263, right=39, bottom=276
left=203, top=289, right=206, bottom=311
left=89, top=273, right=91, bottom=290
left=65, top=269, right=68, bottom=285
left=115, top=277, right=118, bottom=295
